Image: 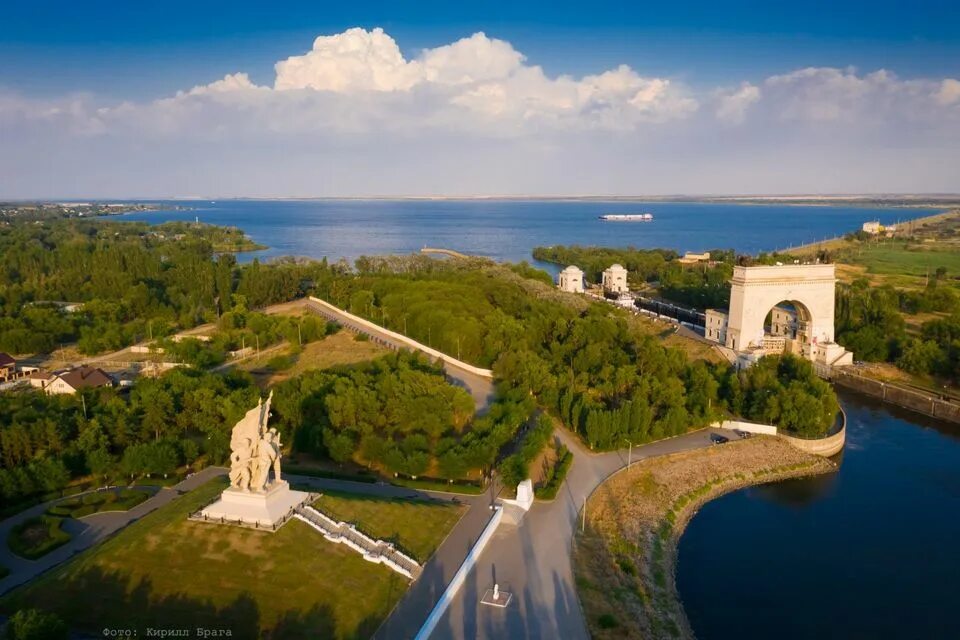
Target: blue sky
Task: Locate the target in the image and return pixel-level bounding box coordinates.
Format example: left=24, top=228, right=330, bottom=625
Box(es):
left=1, top=1, right=959, bottom=197
left=4, top=1, right=958, bottom=98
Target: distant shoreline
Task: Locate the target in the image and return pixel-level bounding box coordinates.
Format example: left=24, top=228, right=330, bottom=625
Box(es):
left=9, top=195, right=960, bottom=209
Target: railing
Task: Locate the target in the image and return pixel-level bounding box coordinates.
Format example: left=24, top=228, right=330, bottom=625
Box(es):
left=294, top=505, right=422, bottom=580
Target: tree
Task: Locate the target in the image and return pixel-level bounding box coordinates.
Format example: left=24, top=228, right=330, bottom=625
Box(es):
left=4, top=608, right=68, bottom=640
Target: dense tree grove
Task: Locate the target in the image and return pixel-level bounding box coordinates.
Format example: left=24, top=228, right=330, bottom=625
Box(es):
left=0, top=220, right=329, bottom=355
left=836, top=279, right=960, bottom=381
left=271, top=351, right=484, bottom=478
left=0, top=369, right=259, bottom=507
left=719, top=354, right=839, bottom=437
left=314, top=258, right=728, bottom=449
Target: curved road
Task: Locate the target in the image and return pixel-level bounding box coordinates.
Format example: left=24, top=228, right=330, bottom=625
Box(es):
left=422, top=426, right=729, bottom=640
left=0, top=466, right=226, bottom=596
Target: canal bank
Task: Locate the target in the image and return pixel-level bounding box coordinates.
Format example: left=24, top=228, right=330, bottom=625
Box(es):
left=677, top=390, right=960, bottom=640
left=574, top=437, right=836, bottom=640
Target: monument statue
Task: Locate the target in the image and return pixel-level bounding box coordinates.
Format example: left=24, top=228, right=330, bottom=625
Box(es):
left=198, top=393, right=308, bottom=528
left=228, top=392, right=284, bottom=493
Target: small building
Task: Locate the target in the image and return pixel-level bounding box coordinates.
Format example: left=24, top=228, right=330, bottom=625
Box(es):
left=705, top=309, right=728, bottom=344
left=678, top=251, right=711, bottom=265
left=0, top=353, right=15, bottom=381
left=862, top=221, right=882, bottom=235
left=769, top=305, right=797, bottom=338
left=42, top=366, right=113, bottom=395
left=29, top=370, right=57, bottom=390
left=602, top=264, right=629, bottom=293
left=557, top=265, right=584, bottom=293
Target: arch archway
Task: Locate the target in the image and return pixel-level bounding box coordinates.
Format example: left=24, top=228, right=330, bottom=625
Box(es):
left=724, top=264, right=839, bottom=360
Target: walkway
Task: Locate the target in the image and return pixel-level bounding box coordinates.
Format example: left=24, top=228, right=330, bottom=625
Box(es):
left=423, top=426, right=729, bottom=640
left=305, top=298, right=496, bottom=412
left=0, top=466, right=226, bottom=596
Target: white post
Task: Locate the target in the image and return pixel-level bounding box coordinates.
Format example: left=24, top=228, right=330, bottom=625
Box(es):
left=581, top=495, right=586, bottom=533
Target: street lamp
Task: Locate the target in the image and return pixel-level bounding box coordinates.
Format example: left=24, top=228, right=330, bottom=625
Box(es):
left=623, top=438, right=634, bottom=468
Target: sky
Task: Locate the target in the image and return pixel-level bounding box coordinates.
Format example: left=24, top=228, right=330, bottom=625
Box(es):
left=1, top=1, right=959, bottom=198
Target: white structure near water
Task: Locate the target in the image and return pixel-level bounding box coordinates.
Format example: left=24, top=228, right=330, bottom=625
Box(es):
left=705, top=263, right=853, bottom=368
left=601, top=264, right=629, bottom=293
left=557, top=265, right=585, bottom=293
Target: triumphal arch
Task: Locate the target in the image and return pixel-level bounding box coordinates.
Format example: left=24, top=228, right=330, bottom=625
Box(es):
left=708, top=263, right=853, bottom=367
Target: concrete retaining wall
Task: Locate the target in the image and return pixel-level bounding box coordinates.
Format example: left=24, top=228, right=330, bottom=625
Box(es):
left=780, top=424, right=845, bottom=457
left=308, top=297, right=494, bottom=379
left=414, top=506, right=504, bottom=640
left=828, top=369, right=960, bottom=425
left=715, top=420, right=778, bottom=435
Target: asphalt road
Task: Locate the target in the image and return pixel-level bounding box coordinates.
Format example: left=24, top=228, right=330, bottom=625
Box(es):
left=428, top=427, right=729, bottom=640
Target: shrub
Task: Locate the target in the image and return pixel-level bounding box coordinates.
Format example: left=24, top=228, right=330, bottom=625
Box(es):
left=7, top=516, right=72, bottom=560
left=4, top=608, right=68, bottom=640
left=597, top=613, right=619, bottom=629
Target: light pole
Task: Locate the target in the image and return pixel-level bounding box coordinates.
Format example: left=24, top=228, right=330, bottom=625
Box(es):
left=623, top=438, right=634, bottom=468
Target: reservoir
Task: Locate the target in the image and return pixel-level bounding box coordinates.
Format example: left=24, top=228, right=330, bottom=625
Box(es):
left=121, top=199, right=911, bottom=265
left=677, top=391, right=960, bottom=639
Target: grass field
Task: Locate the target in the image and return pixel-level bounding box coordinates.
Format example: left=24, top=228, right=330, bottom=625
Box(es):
left=2, top=479, right=462, bottom=640
left=242, top=331, right=388, bottom=386
left=313, top=491, right=465, bottom=562
left=844, top=245, right=960, bottom=282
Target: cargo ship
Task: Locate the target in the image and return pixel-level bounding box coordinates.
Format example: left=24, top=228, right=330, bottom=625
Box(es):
left=598, top=213, right=654, bottom=221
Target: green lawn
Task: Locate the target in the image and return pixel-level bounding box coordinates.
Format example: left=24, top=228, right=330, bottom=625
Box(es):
left=844, top=244, right=960, bottom=283
left=313, top=491, right=466, bottom=562
left=2, top=479, right=462, bottom=640
left=7, top=516, right=72, bottom=560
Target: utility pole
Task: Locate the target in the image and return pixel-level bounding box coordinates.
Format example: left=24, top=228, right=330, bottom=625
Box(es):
left=581, top=495, right=587, bottom=533
left=623, top=438, right=633, bottom=468
left=81, top=394, right=87, bottom=419
left=297, top=320, right=302, bottom=346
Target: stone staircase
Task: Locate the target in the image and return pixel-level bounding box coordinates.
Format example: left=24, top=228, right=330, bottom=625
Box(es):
left=294, top=504, right=421, bottom=580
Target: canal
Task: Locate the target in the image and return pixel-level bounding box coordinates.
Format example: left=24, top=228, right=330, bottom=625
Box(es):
left=677, top=390, right=960, bottom=639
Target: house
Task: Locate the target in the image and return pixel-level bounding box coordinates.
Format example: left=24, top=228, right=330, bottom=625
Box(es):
left=39, top=366, right=113, bottom=395
left=602, top=264, right=629, bottom=293
left=862, top=221, right=882, bottom=235
left=705, top=309, right=728, bottom=344
left=678, top=251, right=711, bottom=265
left=0, top=353, right=15, bottom=381
left=557, top=265, right=585, bottom=293
left=29, top=370, right=57, bottom=390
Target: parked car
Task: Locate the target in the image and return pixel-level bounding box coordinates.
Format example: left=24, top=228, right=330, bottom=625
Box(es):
left=710, top=433, right=729, bottom=445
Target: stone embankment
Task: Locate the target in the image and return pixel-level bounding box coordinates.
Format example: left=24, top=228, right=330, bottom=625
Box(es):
left=574, top=437, right=835, bottom=640
left=825, top=367, right=960, bottom=424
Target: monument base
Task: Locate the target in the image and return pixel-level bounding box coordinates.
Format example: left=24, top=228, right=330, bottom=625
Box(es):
left=198, top=480, right=311, bottom=528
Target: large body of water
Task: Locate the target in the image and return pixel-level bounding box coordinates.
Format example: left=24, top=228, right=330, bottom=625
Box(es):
left=678, top=391, right=960, bottom=639
left=123, top=199, right=957, bottom=637
left=121, top=199, right=911, bottom=265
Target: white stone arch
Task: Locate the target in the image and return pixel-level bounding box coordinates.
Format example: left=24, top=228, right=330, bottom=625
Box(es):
left=725, top=264, right=837, bottom=357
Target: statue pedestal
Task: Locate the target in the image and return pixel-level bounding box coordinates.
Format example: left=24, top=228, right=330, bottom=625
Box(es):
left=198, top=480, right=311, bottom=528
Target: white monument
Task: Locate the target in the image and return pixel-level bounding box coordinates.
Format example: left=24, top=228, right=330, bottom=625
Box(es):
left=719, top=263, right=853, bottom=367
left=557, top=265, right=585, bottom=293
left=198, top=392, right=311, bottom=528
left=602, top=264, right=629, bottom=293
